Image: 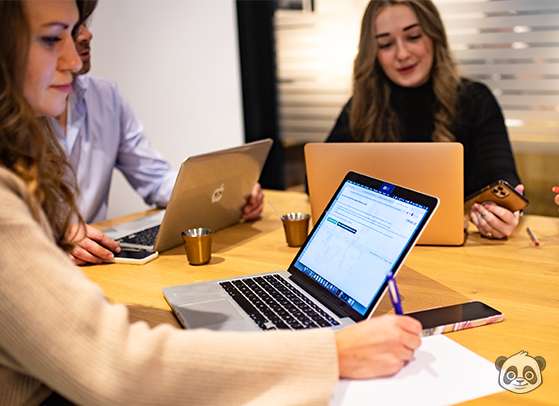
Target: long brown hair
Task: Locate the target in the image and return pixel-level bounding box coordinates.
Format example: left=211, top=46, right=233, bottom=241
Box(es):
left=350, top=0, right=460, bottom=142
left=0, top=0, right=97, bottom=251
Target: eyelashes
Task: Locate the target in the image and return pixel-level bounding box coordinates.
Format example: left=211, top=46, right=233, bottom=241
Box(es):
left=40, top=36, right=62, bottom=48
left=377, top=33, right=424, bottom=49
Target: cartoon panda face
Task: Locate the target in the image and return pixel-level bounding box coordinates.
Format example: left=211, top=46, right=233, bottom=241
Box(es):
left=495, top=351, right=546, bottom=394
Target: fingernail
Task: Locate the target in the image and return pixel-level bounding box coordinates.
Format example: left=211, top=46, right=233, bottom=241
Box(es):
left=471, top=214, right=478, bottom=226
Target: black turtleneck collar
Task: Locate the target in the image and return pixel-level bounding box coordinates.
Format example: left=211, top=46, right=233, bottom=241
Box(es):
left=388, top=79, right=436, bottom=141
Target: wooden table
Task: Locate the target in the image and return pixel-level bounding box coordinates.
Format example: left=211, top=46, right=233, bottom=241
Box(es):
left=87, top=190, right=559, bottom=405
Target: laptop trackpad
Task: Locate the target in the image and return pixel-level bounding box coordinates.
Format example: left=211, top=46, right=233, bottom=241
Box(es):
left=178, top=299, right=243, bottom=329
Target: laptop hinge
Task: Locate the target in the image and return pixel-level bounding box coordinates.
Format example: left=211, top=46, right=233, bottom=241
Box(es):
left=289, top=272, right=358, bottom=320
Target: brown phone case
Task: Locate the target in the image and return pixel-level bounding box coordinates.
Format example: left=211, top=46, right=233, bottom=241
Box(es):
left=465, top=180, right=528, bottom=212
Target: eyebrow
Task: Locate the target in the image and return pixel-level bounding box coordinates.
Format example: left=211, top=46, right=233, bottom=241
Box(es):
left=41, top=22, right=70, bottom=29
left=375, top=23, right=420, bottom=39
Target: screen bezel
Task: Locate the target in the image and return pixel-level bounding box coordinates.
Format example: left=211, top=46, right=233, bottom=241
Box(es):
left=114, top=248, right=155, bottom=260
left=287, top=171, right=439, bottom=321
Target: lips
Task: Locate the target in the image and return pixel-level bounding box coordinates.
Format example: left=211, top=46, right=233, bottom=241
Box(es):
left=397, top=63, right=417, bottom=74
left=77, top=45, right=90, bottom=57
left=51, top=83, right=73, bottom=93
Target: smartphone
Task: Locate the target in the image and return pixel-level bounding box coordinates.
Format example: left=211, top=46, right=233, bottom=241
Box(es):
left=113, top=248, right=159, bottom=265
left=465, top=180, right=528, bottom=212
left=406, top=301, right=504, bottom=336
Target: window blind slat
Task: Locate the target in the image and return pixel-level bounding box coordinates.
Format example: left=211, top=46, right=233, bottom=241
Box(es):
left=485, top=80, right=559, bottom=91
left=449, top=30, right=559, bottom=44
left=444, top=14, right=559, bottom=30
left=437, top=0, right=559, bottom=14
left=453, top=47, right=559, bottom=59
left=459, top=63, right=559, bottom=75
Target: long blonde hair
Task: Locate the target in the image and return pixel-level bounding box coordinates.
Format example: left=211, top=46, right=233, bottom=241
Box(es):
left=350, top=0, right=460, bottom=142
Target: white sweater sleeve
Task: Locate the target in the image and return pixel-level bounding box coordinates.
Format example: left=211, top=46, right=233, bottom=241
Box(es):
left=0, top=176, right=338, bottom=405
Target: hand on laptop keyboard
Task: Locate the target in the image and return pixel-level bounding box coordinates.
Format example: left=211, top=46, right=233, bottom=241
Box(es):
left=67, top=224, right=121, bottom=266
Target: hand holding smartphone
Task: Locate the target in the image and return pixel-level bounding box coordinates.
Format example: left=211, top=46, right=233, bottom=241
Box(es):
left=406, top=301, right=504, bottom=336
left=465, top=180, right=528, bottom=213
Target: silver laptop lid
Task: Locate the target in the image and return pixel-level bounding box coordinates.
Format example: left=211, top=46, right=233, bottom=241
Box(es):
left=155, top=139, right=272, bottom=252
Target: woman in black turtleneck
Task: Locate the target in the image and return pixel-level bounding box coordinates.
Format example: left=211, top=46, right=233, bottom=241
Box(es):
left=327, top=0, right=522, bottom=240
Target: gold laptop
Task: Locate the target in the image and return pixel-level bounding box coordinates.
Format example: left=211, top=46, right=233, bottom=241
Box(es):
left=305, top=142, right=464, bottom=246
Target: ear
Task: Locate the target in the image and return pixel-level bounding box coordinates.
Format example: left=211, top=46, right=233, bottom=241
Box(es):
left=535, top=356, right=546, bottom=371
left=495, top=356, right=507, bottom=370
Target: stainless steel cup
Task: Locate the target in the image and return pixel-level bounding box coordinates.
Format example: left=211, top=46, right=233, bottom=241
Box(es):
left=281, top=212, right=310, bottom=247
left=181, top=227, right=212, bottom=265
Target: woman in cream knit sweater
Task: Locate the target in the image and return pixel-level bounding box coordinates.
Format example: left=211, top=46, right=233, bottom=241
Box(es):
left=0, top=1, right=422, bottom=404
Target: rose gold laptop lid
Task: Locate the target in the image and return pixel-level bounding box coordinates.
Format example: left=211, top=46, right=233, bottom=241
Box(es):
left=305, top=143, right=464, bottom=246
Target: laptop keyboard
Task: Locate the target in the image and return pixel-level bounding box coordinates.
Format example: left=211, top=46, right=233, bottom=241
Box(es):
left=117, top=225, right=160, bottom=247
left=220, top=274, right=340, bottom=331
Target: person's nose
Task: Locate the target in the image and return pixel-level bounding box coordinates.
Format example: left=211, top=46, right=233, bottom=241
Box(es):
left=78, top=25, right=93, bottom=43
left=59, top=34, right=83, bottom=74
left=395, top=40, right=411, bottom=61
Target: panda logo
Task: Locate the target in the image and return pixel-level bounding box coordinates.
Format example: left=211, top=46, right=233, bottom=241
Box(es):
left=495, top=351, right=546, bottom=394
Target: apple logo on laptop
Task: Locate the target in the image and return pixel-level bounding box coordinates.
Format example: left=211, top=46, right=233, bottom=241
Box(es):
left=211, top=184, right=225, bottom=204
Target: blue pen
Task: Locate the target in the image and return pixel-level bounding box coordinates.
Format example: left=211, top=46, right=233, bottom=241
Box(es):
left=386, top=272, right=403, bottom=315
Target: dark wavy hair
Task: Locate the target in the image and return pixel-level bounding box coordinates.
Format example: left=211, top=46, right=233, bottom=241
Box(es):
left=350, top=0, right=460, bottom=142
left=0, top=0, right=97, bottom=251
left=74, top=0, right=98, bottom=36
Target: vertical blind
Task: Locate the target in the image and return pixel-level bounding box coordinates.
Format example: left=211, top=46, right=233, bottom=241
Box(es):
left=275, top=0, right=559, bottom=147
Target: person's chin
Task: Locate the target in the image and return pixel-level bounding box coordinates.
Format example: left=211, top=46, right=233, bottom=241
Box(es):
left=394, top=74, right=428, bottom=88
left=78, top=62, right=91, bottom=76
left=42, top=99, right=67, bottom=118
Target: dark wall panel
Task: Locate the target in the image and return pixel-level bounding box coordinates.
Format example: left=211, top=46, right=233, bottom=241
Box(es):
left=237, top=0, right=284, bottom=189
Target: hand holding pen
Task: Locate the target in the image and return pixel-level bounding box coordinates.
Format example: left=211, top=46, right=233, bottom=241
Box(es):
left=331, top=271, right=422, bottom=379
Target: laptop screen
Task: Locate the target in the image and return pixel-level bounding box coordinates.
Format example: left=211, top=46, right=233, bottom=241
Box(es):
left=292, top=174, right=433, bottom=317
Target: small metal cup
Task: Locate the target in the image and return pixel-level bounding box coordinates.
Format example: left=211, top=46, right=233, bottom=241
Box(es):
left=181, top=227, right=212, bottom=265
left=281, top=212, right=310, bottom=247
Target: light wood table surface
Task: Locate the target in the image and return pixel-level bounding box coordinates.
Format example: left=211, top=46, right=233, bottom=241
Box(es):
left=88, top=190, right=559, bottom=405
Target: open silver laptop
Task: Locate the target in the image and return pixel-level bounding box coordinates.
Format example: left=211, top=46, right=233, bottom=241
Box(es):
left=105, top=139, right=272, bottom=255
left=163, top=171, right=439, bottom=331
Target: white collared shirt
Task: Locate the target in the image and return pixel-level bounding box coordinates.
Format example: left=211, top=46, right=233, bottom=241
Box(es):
left=49, top=75, right=176, bottom=223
